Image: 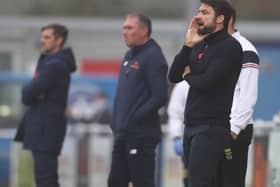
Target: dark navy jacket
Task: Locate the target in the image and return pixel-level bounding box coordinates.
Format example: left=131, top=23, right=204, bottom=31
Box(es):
left=111, top=39, right=168, bottom=141
left=15, top=48, right=76, bottom=154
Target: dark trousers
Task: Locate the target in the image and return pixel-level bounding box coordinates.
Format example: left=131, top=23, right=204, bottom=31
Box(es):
left=183, top=124, right=230, bottom=187
left=219, top=124, right=253, bottom=187
left=108, top=138, right=158, bottom=187
left=32, top=150, right=59, bottom=187
left=181, top=156, right=189, bottom=187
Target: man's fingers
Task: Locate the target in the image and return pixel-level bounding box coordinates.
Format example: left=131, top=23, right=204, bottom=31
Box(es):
left=189, top=17, right=199, bottom=30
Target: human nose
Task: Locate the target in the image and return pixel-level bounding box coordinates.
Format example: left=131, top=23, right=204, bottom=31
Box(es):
left=123, top=28, right=129, bottom=37
left=193, top=14, right=203, bottom=24
left=194, top=13, right=202, bottom=20
left=39, top=38, right=44, bottom=45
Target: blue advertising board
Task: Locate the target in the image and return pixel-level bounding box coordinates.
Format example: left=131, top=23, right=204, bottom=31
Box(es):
left=254, top=43, right=280, bottom=120
left=0, top=138, right=11, bottom=187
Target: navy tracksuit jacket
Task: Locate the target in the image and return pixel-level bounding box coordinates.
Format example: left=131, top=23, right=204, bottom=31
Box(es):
left=111, top=39, right=168, bottom=141
left=15, top=48, right=76, bottom=154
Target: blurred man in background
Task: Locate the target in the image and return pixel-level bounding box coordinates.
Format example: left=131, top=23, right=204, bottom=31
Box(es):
left=219, top=6, right=259, bottom=187
left=108, top=13, right=168, bottom=187
left=15, top=24, right=76, bottom=187
left=168, top=81, right=189, bottom=187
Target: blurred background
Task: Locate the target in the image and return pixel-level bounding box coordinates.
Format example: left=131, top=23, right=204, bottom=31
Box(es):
left=0, top=0, right=280, bottom=187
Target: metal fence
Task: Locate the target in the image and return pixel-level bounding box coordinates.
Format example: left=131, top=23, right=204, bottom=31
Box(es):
left=1, top=121, right=280, bottom=187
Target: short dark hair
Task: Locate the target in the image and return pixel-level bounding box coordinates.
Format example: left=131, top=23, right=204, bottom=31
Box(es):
left=200, top=0, right=234, bottom=29
left=230, top=5, right=236, bottom=25
left=127, top=13, right=152, bottom=37
left=41, top=23, right=68, bottom=47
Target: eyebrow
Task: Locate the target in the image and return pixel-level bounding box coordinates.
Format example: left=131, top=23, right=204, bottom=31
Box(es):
left=198, top=9, right=209, bottom=14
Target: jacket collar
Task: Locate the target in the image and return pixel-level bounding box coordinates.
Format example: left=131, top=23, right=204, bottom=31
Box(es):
left=130, top=39, right=154, bottom=55
left=232, top=30, right=241, bottom=38
left=204, top=29, right=229, bottom=45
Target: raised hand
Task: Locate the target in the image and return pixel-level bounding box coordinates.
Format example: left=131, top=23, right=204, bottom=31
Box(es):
left=185, top=17, right=209, bottom=47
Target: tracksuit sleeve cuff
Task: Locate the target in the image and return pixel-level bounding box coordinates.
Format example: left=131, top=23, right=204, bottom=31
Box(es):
left=182, top=45, right=193, bottom=52
left=231, top=123, right=242, bottom=135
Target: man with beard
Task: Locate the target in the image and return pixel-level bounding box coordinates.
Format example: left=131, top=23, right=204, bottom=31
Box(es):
left=168, top=0, right=242, bottom=187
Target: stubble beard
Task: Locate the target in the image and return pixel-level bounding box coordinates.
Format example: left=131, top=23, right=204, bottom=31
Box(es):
left=41, top=45, right=58, bottom=55
left=197, top=24, right=216, bottom=35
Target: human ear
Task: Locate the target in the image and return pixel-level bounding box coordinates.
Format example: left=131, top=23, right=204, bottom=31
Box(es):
left=216, top=15, right=225, bottom=24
